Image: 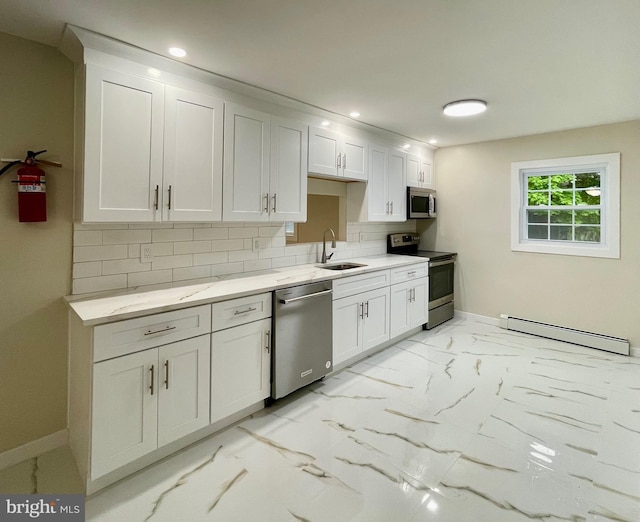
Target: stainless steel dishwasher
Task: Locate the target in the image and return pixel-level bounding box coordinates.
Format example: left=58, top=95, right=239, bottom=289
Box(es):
left=271, top=280, right=333, bottom=401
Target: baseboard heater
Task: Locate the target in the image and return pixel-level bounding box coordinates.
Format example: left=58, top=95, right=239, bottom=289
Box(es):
left=499, top=314, right=629, bottom=356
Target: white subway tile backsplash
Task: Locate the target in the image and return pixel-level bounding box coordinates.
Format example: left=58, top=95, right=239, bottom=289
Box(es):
left=103, top=229, right=152, bottom=245
left=151, top=254, right=193, bottom=270
left=193, top=228, right=229, bottom=241
left=74, top=245, right=128, bottom=262
left=128, top=270, right=173, bottom=288
left=71, top=221, right=416, bottom=294
left=193, top=252, right=228, bottom=266
left=72, top=274, right=127, bottom=294
left=73, top=262, right=102, bottom=279
left=73, top=230, right=102, bottom=246
left=152, top=229, right=193, bottom=243
left=103, top=258, right=151, bottom=275
left=173, top=241, right=212, bottom=255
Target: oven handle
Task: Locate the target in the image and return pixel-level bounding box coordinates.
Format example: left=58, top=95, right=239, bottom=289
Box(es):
left=429, top=258, right=455, bottom=268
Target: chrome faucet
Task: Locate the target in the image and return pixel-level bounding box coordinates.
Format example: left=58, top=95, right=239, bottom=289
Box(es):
left=321, top=228, right=336, bottom=263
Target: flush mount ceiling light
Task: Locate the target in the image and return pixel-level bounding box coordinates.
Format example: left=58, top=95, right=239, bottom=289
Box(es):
left=443, top=99, right=487, bottom=117
left=168, top=47, right=187, bottom=58
left=429, top=139, right=438, bottom=145
left=321, top=120, right=331, bottom=127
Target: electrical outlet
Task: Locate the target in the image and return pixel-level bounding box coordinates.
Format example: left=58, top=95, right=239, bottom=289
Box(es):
left=141, top=245, right=154, bottom=263
left=253, top=238, right=260, bottom=252
left=359, top=232, right=366, bottom=242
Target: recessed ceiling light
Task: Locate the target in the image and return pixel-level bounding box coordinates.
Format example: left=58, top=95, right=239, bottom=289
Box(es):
left=402, top=144, right=411, bottom=150
left=443, top=99, right=487, bottom=117
left=429, top=139, right=438, bottom=145
left=168, top=47, right=187, bottom=58
left=349, top=111, right=360, bottom=118
left=321, top=120, right=331, bottom=127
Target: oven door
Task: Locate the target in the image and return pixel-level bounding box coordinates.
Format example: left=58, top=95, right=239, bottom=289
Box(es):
left=428, top=259, right=454, bottom=309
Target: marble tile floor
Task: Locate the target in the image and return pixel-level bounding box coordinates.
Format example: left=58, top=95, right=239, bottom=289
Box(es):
left=1, top=317, right=639, bottom=521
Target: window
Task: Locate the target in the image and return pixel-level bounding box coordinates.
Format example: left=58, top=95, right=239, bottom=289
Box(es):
left=511, top=153, right=620, bottom=258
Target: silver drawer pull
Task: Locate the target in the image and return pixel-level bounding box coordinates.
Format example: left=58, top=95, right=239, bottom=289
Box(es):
left=407, top=271, right=416, bottom=276
left=144, top=325, right=176, bottom=336
left=234, top=307, right=257, bottom=315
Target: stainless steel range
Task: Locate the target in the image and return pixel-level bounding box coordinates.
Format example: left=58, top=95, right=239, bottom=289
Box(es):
left=387, top=233, right=457, bottom=329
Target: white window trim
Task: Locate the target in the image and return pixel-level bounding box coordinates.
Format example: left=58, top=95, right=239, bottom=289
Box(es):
left=510, top=152, right=620, bottom=258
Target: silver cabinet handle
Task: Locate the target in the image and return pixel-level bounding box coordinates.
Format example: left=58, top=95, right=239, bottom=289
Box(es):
left=168, top=185, right=172, bottom=210
left=386, top=201, right=389, bottom=214
left=263, top=193, right=269, bottom=213
left=149, top=365, right=155, bottom=396
left=365, top=300, right=369, bottom=318
left=164, top=360, right=169, bottom=390
left=407, top=271, right=416, bottom=277
left=343, top=153, right=347, bottom=170
left=359, top=302, right=364, bottom=319
left=144, top=325, right=176, bottom=336
left=233, top=307, right=257, bottom=315
left=154, top=185, right=159, bottom=210
left=280, top=289, right=332, bottom=304
left=272, top=193, right=277, bottom=213
left=337, top=153, right=342, bottom=169
left=265, top=330, right=271, bottom=353
left=390, top=201, right=393, bottom=214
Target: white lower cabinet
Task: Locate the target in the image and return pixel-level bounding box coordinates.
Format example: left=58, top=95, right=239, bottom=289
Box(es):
left=390, top=278, right=428, bottom=338
left=333, top=286, right=390, bottom=366
left=211, top=318, right=271, bottom=423
left=91, top=334, right=210, bottom=479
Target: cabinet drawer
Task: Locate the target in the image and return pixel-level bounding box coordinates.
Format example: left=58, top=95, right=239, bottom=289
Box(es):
left=332, top=269, right=390, bottom=300
left=390, top=263, right=428, bottom=285
left=94, top=305, right=212, bottom=362
left=212, top=292, right=271, bottom=332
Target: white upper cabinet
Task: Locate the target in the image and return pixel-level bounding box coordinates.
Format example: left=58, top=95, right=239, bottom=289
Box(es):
left=163, top=86, right=224, bottom=222
left=367, top=144, right=406, bottom=222
left=81, top=64, right=224, bottom=223
left=406, top=152, right=434, bottom=189
left=223, top=103, right=307, bottom=222
left=308, top=126, right=367, bottom=181
left=83, top=64, right=165, bottom=222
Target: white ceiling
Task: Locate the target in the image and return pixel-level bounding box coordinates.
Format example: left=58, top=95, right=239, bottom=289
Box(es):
left=1, top=0, right=639, bottom=147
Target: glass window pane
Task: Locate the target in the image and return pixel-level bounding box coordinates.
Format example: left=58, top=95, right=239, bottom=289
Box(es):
left=527, top=209, right=548, bottom=224
left=550, top=225, right=573, bottom=241
left=528, top=225, right=548, bottom=240
left=528, top=192, right=548, bottom=206
left=576, top=190, right=600, bottom=206
left=550, top=174, right=573, bottom=190
left=550, top=190, right=574, bottom=206
left=575, top=172, right=600, bottom=189
left=575, top=226, right=601, bottom=242
left=575, top=210, right=600, bottom=225
left=550, top=210, right=572, bottom=224
left=528, top=176, right=548, bottom=191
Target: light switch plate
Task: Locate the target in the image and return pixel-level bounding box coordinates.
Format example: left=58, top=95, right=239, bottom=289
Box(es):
left=141, top=245, right=154, bottom=263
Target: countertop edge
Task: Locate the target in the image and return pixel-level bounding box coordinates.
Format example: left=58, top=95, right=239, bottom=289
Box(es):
left=65, top=255, right=428, bottom=327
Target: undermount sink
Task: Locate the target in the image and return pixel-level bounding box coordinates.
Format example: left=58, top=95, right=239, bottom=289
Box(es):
left=317, top=262, right=368, bottom=271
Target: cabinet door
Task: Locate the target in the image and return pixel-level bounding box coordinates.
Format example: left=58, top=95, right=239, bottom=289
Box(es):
left=308, top=126, right=340, bottom=177
left=270, top=117, right=308, bottom=222
left=362, top=287, right=390, bottom=351
left=367, top=145, right=389, bottom=221
left=223, top=103, right=270, bottom=221
left=211, top=318, right=271, bottom=423
left=410, top=277, right=429, bottom=328
left=421, top=157, right=434, bottom=188
left=332, top=293, right=363, bottom=366
left=390, top=281, right=412, bottom=338
left=83, top=64, right=164, bottom=222
left=92, top=349, right=158, bottom=478
left=406, top=154, right=422, bottom=188
left=157, top=335, right=210, bottom=447
left=388, top=151, right=407, bottom=221
left=342, top=135, right=368, bottom=181
left=163, top=87, right=223, bottom=222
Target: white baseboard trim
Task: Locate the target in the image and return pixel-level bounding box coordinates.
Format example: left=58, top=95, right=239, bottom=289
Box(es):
left=0, top=429, right=68, bottom=471
left=454, top=310, right=499, bottom=327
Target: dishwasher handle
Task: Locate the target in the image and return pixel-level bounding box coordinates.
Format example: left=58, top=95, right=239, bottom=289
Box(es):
left=278, top=289, right=332, bottom=304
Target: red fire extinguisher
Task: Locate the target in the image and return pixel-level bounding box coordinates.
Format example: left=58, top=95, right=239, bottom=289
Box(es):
left=0, top=150, right=62, bottom=222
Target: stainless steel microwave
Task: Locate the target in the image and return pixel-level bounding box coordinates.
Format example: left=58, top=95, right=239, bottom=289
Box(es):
left=407, top=187, right=436, bottom=219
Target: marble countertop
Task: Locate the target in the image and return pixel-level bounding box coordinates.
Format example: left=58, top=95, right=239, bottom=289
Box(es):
left=65, top=254, right=427, bottom=326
